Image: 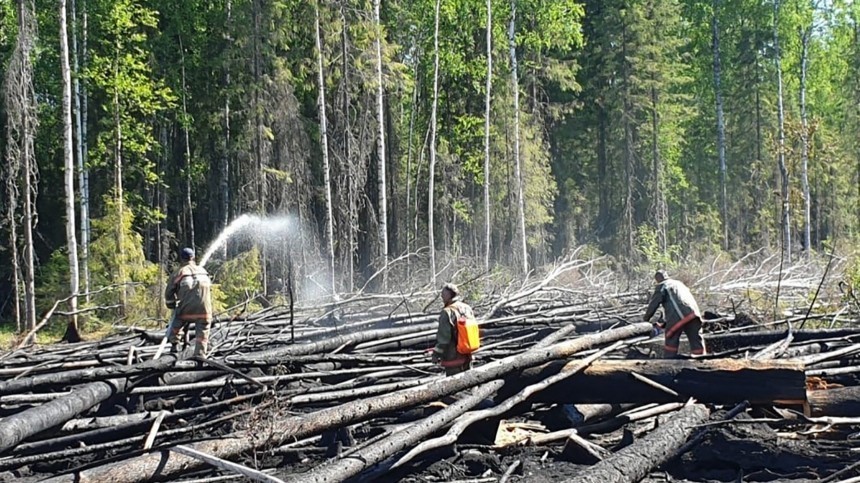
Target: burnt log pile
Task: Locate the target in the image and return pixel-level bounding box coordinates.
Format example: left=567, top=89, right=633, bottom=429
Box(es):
left=1, top=261, right=860, bottom=483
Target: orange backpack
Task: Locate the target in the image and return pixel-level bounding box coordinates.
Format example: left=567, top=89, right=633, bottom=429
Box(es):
left=453, top=304, right=481, bottom=355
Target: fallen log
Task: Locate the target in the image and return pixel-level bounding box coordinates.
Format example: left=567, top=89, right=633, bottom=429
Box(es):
left=807, top=386, right=860, bottom=417
left=170, top=445, right=287, bottom=483
left=564, top=403, right=710, bottom=483
left=504, top=359, right=806, bottom=405
left=40, top=322, right=652, bottom=483
left=284, top=380, right=504, bottom=483
left=10, top=391, right=266, bottom=456
left=523, top=402, right=687, bottom=446
left=392, top=341, right=626, bottom=467
left=0, top=353, right=181, bottom=453
left=228, top=322, right=439, bottom=362
left=704, top=328, right=860, bottom=352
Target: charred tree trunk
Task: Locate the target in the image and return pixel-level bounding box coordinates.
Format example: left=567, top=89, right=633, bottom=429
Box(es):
left=506, top=359, right=807, bottom=405
left=0, top=354, right=181, bottom=453
left=564, top=404, right=710, bottom=483
left=41, top=324, right=652, bottom=483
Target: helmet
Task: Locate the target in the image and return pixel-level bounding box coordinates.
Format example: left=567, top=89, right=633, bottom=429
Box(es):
left=442, top=282, right=460, bottom=297
left=180, top=247, right=195, bottom=261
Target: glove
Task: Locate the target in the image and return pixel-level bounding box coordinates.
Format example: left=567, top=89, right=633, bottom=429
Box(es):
left=166, top=299, right=177, bottom=309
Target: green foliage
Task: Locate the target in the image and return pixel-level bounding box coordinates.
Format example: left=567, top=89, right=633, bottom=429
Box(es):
left=844, top=251, right=860, bottom=309
left=89, top=196, right=163, bottom=327
left=635, top=224, right=680, bottom=269
left=210, top=247, right=264, bottom=313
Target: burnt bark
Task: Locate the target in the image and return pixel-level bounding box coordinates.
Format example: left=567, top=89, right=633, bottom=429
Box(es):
left=564, top=404, right=710, bottom=483
left=807, top=386, right=860, bottom=417
left=41, top=323, right=652, bottom=483
left=0, top=354, right=180, bottom=453
left=504, top=359, right=806, bottom=405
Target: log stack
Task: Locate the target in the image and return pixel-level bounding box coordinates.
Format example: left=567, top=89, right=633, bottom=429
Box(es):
left=1, top=261, right=859, bottom=483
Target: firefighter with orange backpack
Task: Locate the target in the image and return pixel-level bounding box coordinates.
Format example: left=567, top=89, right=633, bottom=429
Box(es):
left=432, top=283, right=480, bottom=376
left=644, top=270, right=707, bottom=358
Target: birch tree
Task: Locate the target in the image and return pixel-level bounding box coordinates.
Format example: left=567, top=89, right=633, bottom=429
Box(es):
left=509, top=0, right=528, bottom=274
left=315, top=0, right=336, bottom=295
left=72, top=0, right=90, bottom=300
left=483, top=0, right=492, bottom=272
left=60, top=0, right=81, bottom=341
left=373, top=0, right=389, bottom=288
left=428, top=0, right=441, bottom=285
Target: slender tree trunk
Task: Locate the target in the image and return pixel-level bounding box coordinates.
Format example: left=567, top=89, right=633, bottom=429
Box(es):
left=221, top=0, right=231, bottom=258
left=597, top=103, right=609, bottom=238
left=483, top=0, right=493, bottom=273
left=4, top=0, right=37, bottom=333
left=774, top=0, right=791, bottom=262
left=509, top=0, right=527, bottom=274
left=5, top=169, right=21, bottom=331
left=650, top=85, right=666, bottom=253
left=799, top=27, right=811, bottom=254
left=114, top=76, right=127, bottom=313
left=373, top=0, right=389, bottom=289
left=621, top=19, right=635, bottom=258
left=405, top=53, right=418, bottom=281
left=754, top=55, right=766, bottom=247
left=60, top=0, right=81, bottom=342
left=179, top=37, right=195, bottom=250
left=340, top=2, right=355, bottom=292
left=23, top=141, right=37, bottom=332
left=6, top=0, right=40, bottom=331
left=713, top=0, right=728, bottom=251
left=428, top=0, right=441, bottom=285
left=252, top=0, right=267, bottom=294
left=315, top=0, right=336, bottom=296
left=72, top=0, right=90, bottom=301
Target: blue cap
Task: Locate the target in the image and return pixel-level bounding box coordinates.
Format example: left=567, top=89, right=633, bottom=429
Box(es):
left=180, top=247, right=195, bottom=261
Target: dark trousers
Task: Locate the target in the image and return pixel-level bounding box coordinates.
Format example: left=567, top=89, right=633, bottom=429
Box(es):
left=664, top=317, right=706, bottom=358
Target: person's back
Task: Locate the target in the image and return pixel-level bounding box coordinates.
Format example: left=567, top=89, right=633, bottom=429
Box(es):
left=432, top=283, right=476, bottom=376
left=644, top=270, right=706, bottom=358
left=658, top=278, right=700, bottom=324
left=165, top=248, right=213, bottom=357
left=170, top=261, right=213, bottom=321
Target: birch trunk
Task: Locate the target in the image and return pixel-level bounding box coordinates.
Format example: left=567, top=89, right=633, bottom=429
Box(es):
left=713, top=0, right=728, bottom=251
left=373, top=0, right=389, bottom=289
left=509, top=0, right=528, bottom=274
left=428, top=0, right=441, bottom=285
left=483, top=0, right=493, bottom=272
left=315, top=0, right=336, bottom=295
left=60, top=0, right=81, bottom=341
left=114, top=60, right=127, bottom=314
left=72, top=0, right=90, bottom=301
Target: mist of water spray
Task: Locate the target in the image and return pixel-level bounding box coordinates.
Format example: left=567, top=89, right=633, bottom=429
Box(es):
left=199, top=214, right=259, bottom=267
left=199, top=213, right=334, bottom=299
